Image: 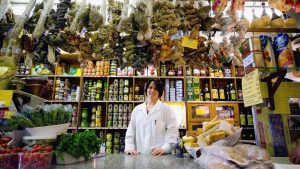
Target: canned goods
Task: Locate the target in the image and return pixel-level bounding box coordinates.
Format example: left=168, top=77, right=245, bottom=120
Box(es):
left=114, top=132, right=120, bottom=141
left=113, top=95, right=118, bottom=101
left=123, top=94, right=129, bottom=101
left=118, top=120, right=123, bottom=128
left=108, top=112, right=113, bottom=120
left=113, top=104, right=118, bottom=113
left=106, top=141, right=112, bottom=149
left=122, top=121, right=127, bottom=127
left=108, top=104, right=113, bottom=112
left=106, top=133, right=112, bottom=142
left=114, top=79, right=119, bottom=86
left=118, top=112, right=123, bottom=120
left=113, top=113, right=119, bottom=121
left=113, top=121, right=118, bottom=127
left=106, top=148, right=112, bottom=154
left=118, top=95, right=123, bottom=101
left=107, top=120, right=113, bottom=127
left=114, top=145, right=120, bottom=154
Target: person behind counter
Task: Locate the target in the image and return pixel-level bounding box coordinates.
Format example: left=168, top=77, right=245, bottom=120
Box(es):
left=125, top=79, right=178, bottom=156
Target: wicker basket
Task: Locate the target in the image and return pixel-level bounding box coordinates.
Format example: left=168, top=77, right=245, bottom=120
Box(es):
left=23, top=84, right=45, bottom=97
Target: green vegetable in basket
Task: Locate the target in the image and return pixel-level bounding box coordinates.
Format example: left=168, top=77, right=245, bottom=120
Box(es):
left=7, top=116, right=34, bottom=130
left=21, top=105, right=72, bottom=127
left=54, top=130, right=102, bottom=160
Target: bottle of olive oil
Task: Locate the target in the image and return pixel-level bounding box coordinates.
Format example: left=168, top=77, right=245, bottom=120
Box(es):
left=230, top=83, right=237, bottom=101
left=218, top=81, right=225, bottom=101
left=212, top=81, right=219, bottom=101
left=204, top=83, right=211, bottom=101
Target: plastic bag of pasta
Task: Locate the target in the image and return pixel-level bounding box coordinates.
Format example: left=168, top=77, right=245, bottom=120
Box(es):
left=195, top=154, right=238, bottom=169
left=32, top=0, right=54, bottom=38
left=234, top=144, right=271, bottom=162
left=201, top=146, right=250, bottom=167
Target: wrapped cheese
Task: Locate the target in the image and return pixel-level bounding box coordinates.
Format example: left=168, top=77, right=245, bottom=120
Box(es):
left=219, top=120, right=233, bottom=136
left=203, top=118, right=234, bottom=133
left=205, top=130, right=226, bottom=145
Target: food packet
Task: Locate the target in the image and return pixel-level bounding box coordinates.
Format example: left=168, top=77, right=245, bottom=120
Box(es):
left=234, top=144, right=271, bottom=162
left=212, top=0, right=228, bottom=13
left=201, top=145, right=250, bottom=167
left=230, top=0, right=245, bottom=12
left=195, top=154, right=238, bottom=169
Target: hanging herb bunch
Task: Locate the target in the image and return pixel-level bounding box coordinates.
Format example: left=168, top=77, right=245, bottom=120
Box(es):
left=24, top=2, right=44, bottom=34
left=46, top=0, right=73, bottom=52
left=108, top=0, right=122, bottom=27
left=32, top=34, right=54, bottom=71
left=53, top=0, right=72, bottom=31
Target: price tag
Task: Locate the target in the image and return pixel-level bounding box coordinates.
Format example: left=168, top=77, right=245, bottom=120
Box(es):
left=196, top=107, right=206, bottom=115
left=0, top=90, right=13, bottom=107
left=182, top=36, right=198, bottom=49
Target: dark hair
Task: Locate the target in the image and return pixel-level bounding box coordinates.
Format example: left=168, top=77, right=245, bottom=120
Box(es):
left=144, top=79, right=164, bottom=98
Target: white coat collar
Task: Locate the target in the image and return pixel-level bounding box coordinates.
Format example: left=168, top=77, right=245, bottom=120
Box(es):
left=143, top=99, right=162, bottom=112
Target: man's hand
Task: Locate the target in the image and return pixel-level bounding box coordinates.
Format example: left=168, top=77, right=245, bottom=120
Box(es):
left=151, top=148, right=165, bottom=156
left=125, top=150, right=140, bottom=155
left=290, top=145, right=300, bottom=164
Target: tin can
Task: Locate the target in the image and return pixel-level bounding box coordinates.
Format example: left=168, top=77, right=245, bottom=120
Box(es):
left=113, top=104, right=118, bottom=113
left=118, top=95, right=123, bottom=101
left=106, top=133, right=112, bottom=142
left=108, top=112, right=113, bottom=120
left=113, top=113, right=119, bottom=121
left=107, top=120, right=113, bottom=127
left=113, top=120, right=118, bottom=127
left=108, top=104, right=113, bottom=112
left=113, top=145, right=120, bottom=154
left=106, top=148, right=112, bottom=154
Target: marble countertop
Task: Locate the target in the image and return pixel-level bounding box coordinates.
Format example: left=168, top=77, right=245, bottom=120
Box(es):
left=53, top=153, right=198, bottom=169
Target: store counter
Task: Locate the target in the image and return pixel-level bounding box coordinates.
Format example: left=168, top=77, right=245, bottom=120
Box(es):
left=53, top=154, right=197, bottom=169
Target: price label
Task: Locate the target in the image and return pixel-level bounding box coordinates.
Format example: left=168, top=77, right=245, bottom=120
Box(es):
left=182, top=36, right=198, bottom=49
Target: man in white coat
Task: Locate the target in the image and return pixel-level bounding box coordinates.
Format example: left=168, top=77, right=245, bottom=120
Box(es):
left=125, top=79, right=178, bottom=155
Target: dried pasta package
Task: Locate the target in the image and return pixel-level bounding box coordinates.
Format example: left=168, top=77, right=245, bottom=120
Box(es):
left=212, top=0, right=228, bottom=13
left=230, top=0, right=245, bottom=12
left=201, top=146, right=250, bottom=167
left=269, top=0, right=293, bottom=12
left=234, top=144, right=271, bottom=162
left=273, top=33, right=295, bottom=68
left=195, top=154, right=238, bottom=169
left=259, top=35, right=276, bottom=68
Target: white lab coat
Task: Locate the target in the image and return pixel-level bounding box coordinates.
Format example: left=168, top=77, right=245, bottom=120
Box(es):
left=125, top=100, right=178, bottom=154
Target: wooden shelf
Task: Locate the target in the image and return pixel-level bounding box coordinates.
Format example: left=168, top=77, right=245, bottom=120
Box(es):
left=186, top=101, right=244, bottom=104
left=81, top=100, right=143, bottom=103
left=15, top=75, right=80, bottom=78
left=78, top=127, right=128, bottom=130
left=247, top=28, right=300, bottom=33
left=45, top=100, right=78, bottom=103
left=186, top=76, right=242, bottom=79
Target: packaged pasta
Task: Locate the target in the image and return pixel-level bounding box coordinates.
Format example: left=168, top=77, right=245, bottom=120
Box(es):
left=273, top=33, right=295, bottom=68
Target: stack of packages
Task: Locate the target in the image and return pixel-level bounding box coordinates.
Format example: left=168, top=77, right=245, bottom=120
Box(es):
left=183, top=117, right=271, bottom=169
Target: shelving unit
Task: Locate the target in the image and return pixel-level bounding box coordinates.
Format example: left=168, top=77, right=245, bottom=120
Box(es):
left=32, top=56, right=246, bottom=137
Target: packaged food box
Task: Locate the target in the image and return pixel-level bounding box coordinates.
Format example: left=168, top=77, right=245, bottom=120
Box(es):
left=240, top=37, right=262, bottom=58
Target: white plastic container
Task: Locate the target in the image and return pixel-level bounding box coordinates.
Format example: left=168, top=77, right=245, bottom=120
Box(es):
left=25, top=123, right=69, bottom=136
left=272, top=157, right=300, bottom=169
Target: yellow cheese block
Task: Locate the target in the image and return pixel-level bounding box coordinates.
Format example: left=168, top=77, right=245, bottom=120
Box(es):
left=182, top=136, right=195, bottom=143
left=203, top=118, right=234, bottom=133
left=205, top=130, right=226, bottom=145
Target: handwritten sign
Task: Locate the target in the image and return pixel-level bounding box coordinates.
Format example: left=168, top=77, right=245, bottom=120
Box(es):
left=181, top=36, right=198, bottom=49
left=242, top=69, right=263, bottom=107
left=0, top=90, right=13, bottom=107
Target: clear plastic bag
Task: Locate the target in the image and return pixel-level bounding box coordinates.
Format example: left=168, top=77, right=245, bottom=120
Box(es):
left=234, top=144, right=271, bottom=162
left=195, top=154, right=238, bottom=169
left=32, top=0, right=54, bottom=39
left=70, top=0, right=86, bottom=33
left=0, top=0, right=10, bottom=20
left=201, top=145, right=250, bottom=167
